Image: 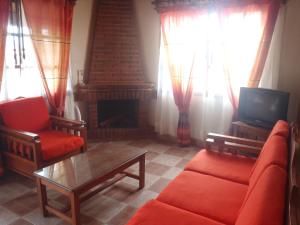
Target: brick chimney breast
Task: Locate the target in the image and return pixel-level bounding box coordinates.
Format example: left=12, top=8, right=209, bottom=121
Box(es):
left=87, top=0, right=146, bottom=84
left=76, top=0, right=156, bottom=139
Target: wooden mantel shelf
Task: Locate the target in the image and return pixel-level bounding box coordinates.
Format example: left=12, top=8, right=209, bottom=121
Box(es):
left=77, top=82, right=155, bottom=90
left=75, top=83, right=157, bottom=102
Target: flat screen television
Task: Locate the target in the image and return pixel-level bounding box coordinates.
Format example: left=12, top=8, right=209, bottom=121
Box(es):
left=238, top=87, right=289, bottom=129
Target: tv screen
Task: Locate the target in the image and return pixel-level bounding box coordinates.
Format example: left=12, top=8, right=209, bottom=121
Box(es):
left=238, top=87, right=289, bottom=128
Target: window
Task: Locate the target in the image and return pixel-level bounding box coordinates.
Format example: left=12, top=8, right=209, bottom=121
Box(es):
left=0, top=24, right=44, bottom=100
left=0, top=4, right=44, bottom=101
left=156, top=5, right=276, bottom=140
left=159, top=9, right=265, bottom=98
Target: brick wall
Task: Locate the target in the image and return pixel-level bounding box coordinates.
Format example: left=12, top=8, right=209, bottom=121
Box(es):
left=77, top=0, right=156, bottom=139
left=88, top=0, right=144, bottom=83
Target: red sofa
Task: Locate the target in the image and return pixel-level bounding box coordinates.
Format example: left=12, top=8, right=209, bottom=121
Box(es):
left=126, top=120, right=290, bottom=225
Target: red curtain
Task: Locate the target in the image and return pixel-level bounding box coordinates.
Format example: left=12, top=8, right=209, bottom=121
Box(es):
left=161, top=11, right=199, bottom=146
left=22, top=0, right=76, bottom=116
left=0, top=0, right=10, bottom=176
left=248, top=0, right=281, bottom=87
left=222, top=0, right=281, bottom=115
left=0, top=0, right=9, bottom=92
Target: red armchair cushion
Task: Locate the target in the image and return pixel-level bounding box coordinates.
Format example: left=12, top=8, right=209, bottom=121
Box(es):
left=184, top=150, right=255, bottom=184
left=38, top=131, right=84, bottom=161
left=126, top=200, right=226, bottom=225
left=157, top=171, right=248, bottom=225
left=0, top=97, right=50, bottom=132
left=236, top=165, right=286, bottom=225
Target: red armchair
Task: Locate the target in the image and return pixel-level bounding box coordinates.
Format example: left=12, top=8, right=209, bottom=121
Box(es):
left=0, top=96, right=87, bottom=178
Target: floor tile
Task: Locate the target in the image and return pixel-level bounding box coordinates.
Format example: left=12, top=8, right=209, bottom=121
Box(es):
left=145, top=143, right=170, bottom=153
left=7, top=218, right=34, bottom=225
left=56, top=214, right=104, bottom=225
left=162, top=167, right=183, bottom=180
left=148, top=178, right=171, bottom=193
left=125, top=189, right=158, bottom=208
left=128, top=139, right=154, bottom=148
left=145, top=151, right=160, bottom=161
left=0, top=182, right=32, bottom=204
left=2, top=191, right=39, bottom=216
left=145, top=162, right=170, bottom=176
left=81, top=195, right=126, bottom=223
left=23, top=208, right=62, bottom=225
left=0, top=205, right=19, bottom=225
left=175, top=158, right=191, bottom=169
left=108, top=205, right=137, bottom=225
left=151, top=154, right=182, bottom=167
left=103, top=182, right=139, bottom=202
left=164, top=147, right=190, bottom=157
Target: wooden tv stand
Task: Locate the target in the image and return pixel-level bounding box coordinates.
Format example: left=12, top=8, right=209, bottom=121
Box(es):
left=231, top=121, right=271, bottom=141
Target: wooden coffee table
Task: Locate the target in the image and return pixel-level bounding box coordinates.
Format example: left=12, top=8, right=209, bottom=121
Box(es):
left=34, top=146, right=146, bottom=225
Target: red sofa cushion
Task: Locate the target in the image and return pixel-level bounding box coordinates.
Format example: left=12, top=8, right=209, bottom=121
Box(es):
left=0, top=154, right=4, bottom=176
left=249, top=135, right=288, bottom=186
left=0, top=97, right=50, bottom=132
left=157, top=171, right=247, bottom=225
left=126, top=200, right=225, bottom=225
left=38, top=131, right=84, bottom=161
left=268, top=120, right=289, bottom=139
left=184, top=149, right=255, bottom=184
left=236, top=165, right=286, bottom=225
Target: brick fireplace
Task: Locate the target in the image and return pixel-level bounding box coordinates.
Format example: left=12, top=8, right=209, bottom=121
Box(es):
left=98, top=99, right=138, bottom=128
left=75, top=0, right=156, bottom=139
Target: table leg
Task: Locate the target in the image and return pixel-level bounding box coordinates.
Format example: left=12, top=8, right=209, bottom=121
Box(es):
left=36, top=178, right=48, bottom=217
left=139, top=154, right=145, bottom=189
left=70, top=192, right=80, bottom=225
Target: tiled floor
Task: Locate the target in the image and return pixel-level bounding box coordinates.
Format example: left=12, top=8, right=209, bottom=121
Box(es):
left=0, top=138, right=199, bottom=225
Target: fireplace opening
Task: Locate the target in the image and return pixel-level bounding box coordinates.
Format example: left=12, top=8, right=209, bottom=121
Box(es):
left=97, top=100, right=139, bottom=128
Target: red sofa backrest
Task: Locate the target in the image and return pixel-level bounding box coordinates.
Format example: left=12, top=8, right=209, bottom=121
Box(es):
left=235, top=165, right=287, bottom=225
left=0, top=97, right=50, bottom=132
left=240, top=121, right=289, bottom=205
left=249, top=121, right=289, bottom=182
left=249, top=135, right=288, bottom=184
left=268, top=120, right=289, bottom=139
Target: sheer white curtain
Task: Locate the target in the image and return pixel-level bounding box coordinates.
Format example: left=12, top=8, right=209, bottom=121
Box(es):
left=1, top=23, right=77, bottom=120
left=64, top=64, right=79, bottom=120
left=155, top=35, right=233, bottom=140
left=155, top=8, right=285, bottom=141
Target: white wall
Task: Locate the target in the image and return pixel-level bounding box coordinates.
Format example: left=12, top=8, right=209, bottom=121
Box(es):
left=133, top=0, right=161, bottom=84
left=133, top=0, right=161, bottom=125
left=278, top=0, right=300, bottom=121
left=70, top=0, right=94, bottom=86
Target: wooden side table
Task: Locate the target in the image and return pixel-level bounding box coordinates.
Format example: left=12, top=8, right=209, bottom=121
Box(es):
left=232, top=121, right=271, bottom=141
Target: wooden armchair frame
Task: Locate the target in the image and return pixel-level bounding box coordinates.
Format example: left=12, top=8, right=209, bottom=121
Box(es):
left=0, top=116, right=87, bottom=178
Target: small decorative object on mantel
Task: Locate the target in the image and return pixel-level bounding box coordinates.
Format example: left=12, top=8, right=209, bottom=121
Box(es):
left=77, top=69, right=84, bottom=85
